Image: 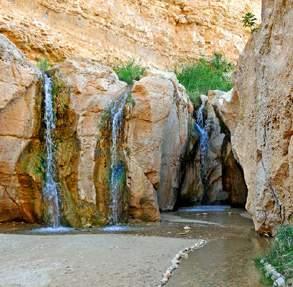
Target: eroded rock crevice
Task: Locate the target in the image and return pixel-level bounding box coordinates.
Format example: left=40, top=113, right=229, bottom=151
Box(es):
left=178, top=94, right=248, bottom=208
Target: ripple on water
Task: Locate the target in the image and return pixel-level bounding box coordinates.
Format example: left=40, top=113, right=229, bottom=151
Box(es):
left=102, top=225, right=133, bottom=232
left=31, top=226, right=73, bottom=234
left=179, top=205, right=231, bottom=213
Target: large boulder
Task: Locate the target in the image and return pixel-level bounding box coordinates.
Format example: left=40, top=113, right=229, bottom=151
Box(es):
left=209, top=0, right=293, bottom=234
left=0, top=34, right=42, bottom=223
left=126, top=70, right=192, bottom=218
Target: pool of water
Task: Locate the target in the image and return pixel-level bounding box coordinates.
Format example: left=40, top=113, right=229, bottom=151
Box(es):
left=178, top=205, right=231, bottom=213
left=165, top=208, right=268, bottom=287
left=167, top=237, right=266, bottom=287
left=101, top=225, right=135, bottom=232
left=31, top=226, right=74, bottom=234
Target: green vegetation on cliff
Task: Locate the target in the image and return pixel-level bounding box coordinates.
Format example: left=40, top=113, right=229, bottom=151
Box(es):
left=242, top=12, right=258, bottom=32
left=255, top=225, right=293, bottom=285
left=114, top=61, right=145, bottom=85
left=36, top=58, right=51, bottom=72
left=176, top=53, right=233, bottom=107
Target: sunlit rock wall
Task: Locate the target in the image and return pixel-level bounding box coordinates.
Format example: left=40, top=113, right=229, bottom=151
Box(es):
left=0, top=0, right=260, bottom=68
left=209, top=0, right=293, bottom=234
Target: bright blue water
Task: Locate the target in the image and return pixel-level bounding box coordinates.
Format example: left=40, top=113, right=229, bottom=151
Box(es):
left=110, top=92, right=128, bottom=224
left=43, top=73, right=61, bottom=228
left=179, top=205, right=231, bottom=213
left=195, top=100, right=209, bottom=184
left=32, top=226, right=72, bottom=234
left=102, top=225, right=131, bottom=232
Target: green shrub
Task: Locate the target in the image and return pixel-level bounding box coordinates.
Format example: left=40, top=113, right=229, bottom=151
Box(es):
left=176, top=53, right=234, bottom=107
left=242, top=12, right=257, bottom=32
left=36, top=58, right=51, bottom=72
left=114, top=61, right=145, bottom=85
left=255, top=225, right=293, bottom=284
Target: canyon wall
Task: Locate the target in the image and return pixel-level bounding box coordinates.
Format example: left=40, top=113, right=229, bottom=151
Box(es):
left=0, top=0, right=260, bottom=68
left=209, top=0, right=293, bottom=234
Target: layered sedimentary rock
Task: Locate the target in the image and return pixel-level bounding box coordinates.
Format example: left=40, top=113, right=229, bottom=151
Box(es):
left=0, top=0, right=261, bottom=68
left=0, top=34, right=42, bottom=223
left=209, top=0, right=293, bottom=234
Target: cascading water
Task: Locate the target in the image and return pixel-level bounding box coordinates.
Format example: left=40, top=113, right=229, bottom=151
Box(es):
left=43, top=73, right=61, bottom=228
left=110, top=92, right=128, bottom=225
left=195, top=97, right=209, bottom=191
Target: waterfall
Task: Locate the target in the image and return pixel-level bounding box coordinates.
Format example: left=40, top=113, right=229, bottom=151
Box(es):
left=110, top=92, right=128, bottom=224
left=43, top=73, right=61, bottom=228
left=195, top=97, right=209, bottom=189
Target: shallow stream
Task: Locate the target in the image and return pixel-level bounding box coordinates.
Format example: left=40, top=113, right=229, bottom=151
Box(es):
left=0, top=206, right=269, bottom=287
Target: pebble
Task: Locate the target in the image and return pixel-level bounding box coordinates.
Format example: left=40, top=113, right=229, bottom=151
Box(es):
left=262, top=259, right=286, bottom=287
left=273, top=277, right=285, bottom=287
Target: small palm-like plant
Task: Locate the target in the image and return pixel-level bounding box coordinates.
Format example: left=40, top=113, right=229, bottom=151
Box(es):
left=242, top=12, right=257, bottom=32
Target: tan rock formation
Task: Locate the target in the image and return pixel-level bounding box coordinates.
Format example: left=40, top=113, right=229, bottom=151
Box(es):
left=204, top=101, right=226, bottom=203
left=208, top=0, right=293, bottom=234
left=0, top=0, right=261, bottom=68
left=0, top=34, right=42, bottom=223
left=44, top=60, right=193, bottom=225
left=180, top=94, right=247, bottom=206
left=126, top=70, right=192, bottom=217
left=51, top=58, right=127, bottom=226
left=0, top=35, right=193, bottom=226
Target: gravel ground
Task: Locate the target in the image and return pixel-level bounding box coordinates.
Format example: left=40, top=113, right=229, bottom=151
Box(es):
left=0, top=234, right=198, bottom=287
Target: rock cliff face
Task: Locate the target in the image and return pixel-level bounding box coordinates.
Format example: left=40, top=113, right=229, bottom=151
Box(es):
left=0, top=36, right=193, bottom=225
left=209, top=0, right=293, bottom=234
left=0, top=34, right=42, bottom=223
left=0, top=0, right=260, bottom=68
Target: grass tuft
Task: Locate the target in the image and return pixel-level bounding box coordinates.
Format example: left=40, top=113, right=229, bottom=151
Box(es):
left=114, top=61, right=145, bottom=85
left=36, top=58, right=51, bottom=72
left=176, top=53, right=234, bottom=107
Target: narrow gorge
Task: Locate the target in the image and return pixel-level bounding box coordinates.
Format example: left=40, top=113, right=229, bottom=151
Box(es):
left=0, top=0, right=292, bottom=286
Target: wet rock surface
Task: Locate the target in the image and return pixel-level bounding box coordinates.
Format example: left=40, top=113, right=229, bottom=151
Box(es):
left=179, top=96, right=247, bottom=207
